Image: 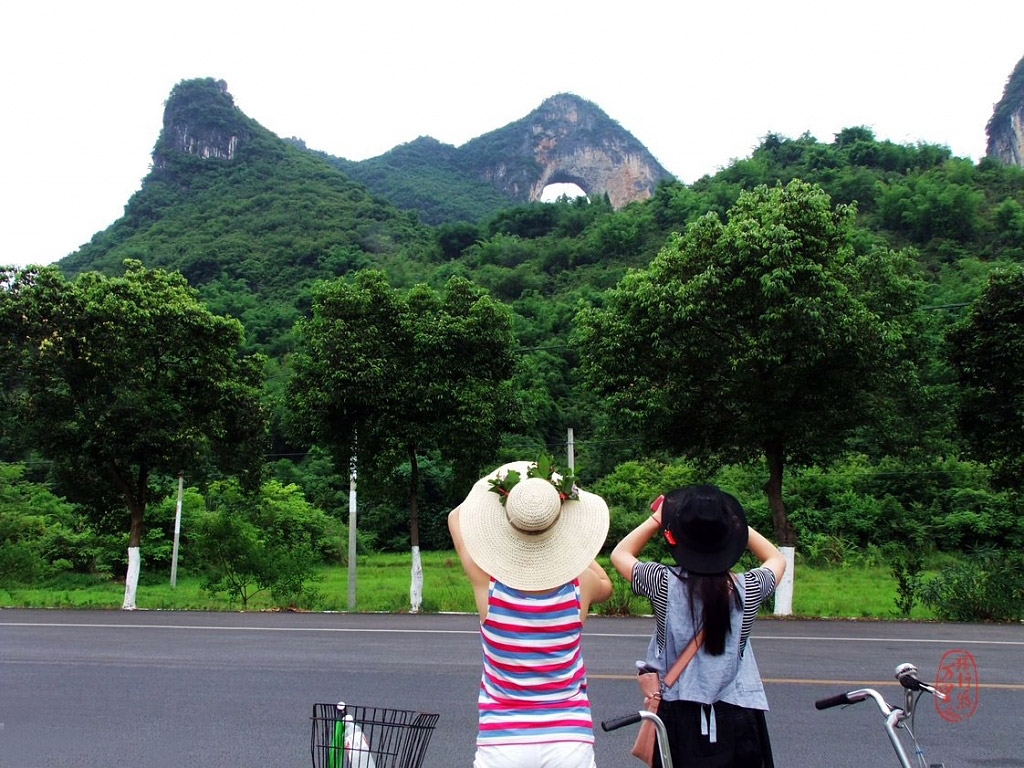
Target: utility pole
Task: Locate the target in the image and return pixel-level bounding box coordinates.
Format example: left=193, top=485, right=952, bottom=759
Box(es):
left=170, top=471, right=184, bottom=587
left=347, top=454, right=357, bottom=610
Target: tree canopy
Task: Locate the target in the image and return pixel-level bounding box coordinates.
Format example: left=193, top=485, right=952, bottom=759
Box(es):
left=573, top=180, right=926, bottom=545
left=947, top=267, right=1024, bottom=488
left=0, top=260, right=268, bottom=607
left=287, top=270, right=521, bottom=609
left=22, top=86, right=1024, bottom=577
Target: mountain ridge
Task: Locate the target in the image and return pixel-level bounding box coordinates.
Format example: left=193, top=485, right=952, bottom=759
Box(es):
left=59, top=77, right=434, bottom=354
left=311, top=91, right=675, bottom=224
left=986, top=54, right=1024, bottom=168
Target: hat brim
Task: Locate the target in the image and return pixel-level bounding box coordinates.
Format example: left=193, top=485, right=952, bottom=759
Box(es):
left=458, top=462, right=610, bottom=591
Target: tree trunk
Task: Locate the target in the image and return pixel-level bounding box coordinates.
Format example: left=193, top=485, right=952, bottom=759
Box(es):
left=408, top=449, right=423, bottom=613
left=409, top=449, right=420, bottom=550
left=122, top=502, right=144, bottom=610
left=108, top=461, right=146, bottom=611
left=764, top=444, right=796, bottom=616
left=763, top=445, right=795, bottom=546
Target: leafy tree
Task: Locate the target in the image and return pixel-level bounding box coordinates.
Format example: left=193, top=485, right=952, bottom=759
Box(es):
left=436, top=221, right=482, bottom=260
left=487, top=203, right=561, bottom=239
left=947, top=267, right=1024, bottom=488
left=189, top=478, right=330, bottom=608
left=878, top=163, right=983, bottom=245
left=573, top=181, right=924, bottom=609
left=0, top=261, right=268, bottom=608
left=288, top=270, right=520, bottom=610
left=34, top=75, right=1024, bottom=565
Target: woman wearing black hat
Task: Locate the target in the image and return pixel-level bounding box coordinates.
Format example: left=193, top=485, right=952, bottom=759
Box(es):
left=611, top=485, right=786, bottom=768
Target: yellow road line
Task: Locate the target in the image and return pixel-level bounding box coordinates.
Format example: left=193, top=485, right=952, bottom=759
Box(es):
left=589, top=674, right=1024, bottom=689
left=763, top=678, right=1024, bottom=690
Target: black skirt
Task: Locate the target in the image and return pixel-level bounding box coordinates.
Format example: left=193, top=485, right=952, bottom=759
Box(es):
left=653, top=699, right=774, bottom=768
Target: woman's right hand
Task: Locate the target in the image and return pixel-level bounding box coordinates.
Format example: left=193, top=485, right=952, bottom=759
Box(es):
left=747, top=526, right=786, bottom=582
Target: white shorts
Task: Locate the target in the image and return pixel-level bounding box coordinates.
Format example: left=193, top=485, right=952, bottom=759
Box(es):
left=473, top=741, right=596, bottom=768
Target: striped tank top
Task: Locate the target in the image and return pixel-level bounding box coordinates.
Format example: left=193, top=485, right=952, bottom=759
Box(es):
left=477, top=578, right=594, bottom=746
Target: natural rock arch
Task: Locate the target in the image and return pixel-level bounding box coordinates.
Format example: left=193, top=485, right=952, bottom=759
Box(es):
left=465, top=93, right=675, bottom=209
left=540, top=174, right=590, bottom=201
left=527, top=137, right=660, bottom=208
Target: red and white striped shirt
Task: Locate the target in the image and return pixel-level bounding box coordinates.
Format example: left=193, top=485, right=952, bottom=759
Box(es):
left=477, top=578, right=594, bottom=746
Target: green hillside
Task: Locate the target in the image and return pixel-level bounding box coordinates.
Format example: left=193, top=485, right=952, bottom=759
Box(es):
left=62, top=78, right=437, bottom=354
left=307, top=92, right=672, bottom=226
left=317, top=136, right=515, bottom=226
left=5, top=75, right=1024, bottom=611
left=54, top=78, right=1024, bottom=450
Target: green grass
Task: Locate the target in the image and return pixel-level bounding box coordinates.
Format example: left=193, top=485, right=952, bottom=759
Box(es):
left=791, top=565, right=938, bottom=620
left=0, top=552, right=940, bottom=620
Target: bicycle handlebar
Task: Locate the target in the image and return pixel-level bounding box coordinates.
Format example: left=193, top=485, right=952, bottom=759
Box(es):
left=814, top=692, right=853, bottom=710
left=814, top=688, right=897, bottom=718
left=816, top=661, right=947, bottom=713
left=602, top=712, right=675, bottom=768
left=816, top=664, right=947, bottom=768
left=896, top=664, right=948, bottom=700
left=601, top=712, right=642, bottom=731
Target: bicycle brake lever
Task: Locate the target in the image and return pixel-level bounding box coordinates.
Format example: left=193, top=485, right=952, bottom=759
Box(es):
left=894, top=663, right=948, bottom=700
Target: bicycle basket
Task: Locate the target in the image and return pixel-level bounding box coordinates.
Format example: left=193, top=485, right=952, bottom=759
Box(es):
left=311, top=703, right=439, bottom=768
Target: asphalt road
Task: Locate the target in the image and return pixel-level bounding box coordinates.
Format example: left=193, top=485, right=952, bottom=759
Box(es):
left=1, top=609, right=1021, bottom=767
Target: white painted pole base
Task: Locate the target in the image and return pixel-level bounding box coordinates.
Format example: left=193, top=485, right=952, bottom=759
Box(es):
left=772, top=546, right=795, bottom=616
left=409, top=546, right=423, bottom=613
left=122, top=546, right=140, bottom=610
left=347, top=464, right=357, bottom=610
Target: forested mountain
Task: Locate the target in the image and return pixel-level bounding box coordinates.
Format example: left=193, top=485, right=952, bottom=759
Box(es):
left=24, top=72, right=1024, bottom=562
left=62, top=78, right=437, bottom=356
left=315, top=92, right=675, bottom=224
left=56, top=76, right=1024, bottom=445
left=317, top=135, right=516, bottom=225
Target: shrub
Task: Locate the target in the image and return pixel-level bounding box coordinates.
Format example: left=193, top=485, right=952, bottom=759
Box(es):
left=919, top=548, right=1024, bottom=621
left=886, top=543, right=925, bottom=617
left=189, top=478, right=327, bottom=608
left=0, top=464, right=101, bottom=583
left=591, top=459, right=701, bottom=555
left=798, top=534, right=859, bottom=566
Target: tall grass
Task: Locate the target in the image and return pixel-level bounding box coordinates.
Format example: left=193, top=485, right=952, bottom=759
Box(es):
left=0, top=551, right=940, bottom=619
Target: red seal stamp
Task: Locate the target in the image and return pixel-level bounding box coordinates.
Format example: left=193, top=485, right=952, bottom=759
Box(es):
left=934, top=649, right=978, bottom=723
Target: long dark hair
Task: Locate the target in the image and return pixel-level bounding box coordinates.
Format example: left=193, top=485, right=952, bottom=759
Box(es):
left=684, top=571, right=740, bottom=655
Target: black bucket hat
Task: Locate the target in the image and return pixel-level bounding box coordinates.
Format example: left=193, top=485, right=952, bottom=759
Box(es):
left=659, top=485, right=748, bottom=574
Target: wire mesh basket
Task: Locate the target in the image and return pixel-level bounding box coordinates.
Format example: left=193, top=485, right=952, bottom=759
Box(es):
left=311, top=703, right=440, bottom=768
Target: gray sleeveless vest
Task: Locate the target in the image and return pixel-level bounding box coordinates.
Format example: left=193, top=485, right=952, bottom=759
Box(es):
left=643, top=568, right=769, bottom=710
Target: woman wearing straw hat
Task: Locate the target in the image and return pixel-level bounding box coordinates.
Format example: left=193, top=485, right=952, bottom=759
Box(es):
left=611, top=485, right=786, bottom=768
left=448, top=460, right=613, bottom=768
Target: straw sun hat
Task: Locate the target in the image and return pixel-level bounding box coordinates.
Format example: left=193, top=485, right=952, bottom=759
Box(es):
left=457, top=461, right=610, bottom=591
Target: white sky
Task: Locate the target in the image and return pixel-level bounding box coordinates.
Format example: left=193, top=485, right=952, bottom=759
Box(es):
left=2, top=0, right=1023, bottom=269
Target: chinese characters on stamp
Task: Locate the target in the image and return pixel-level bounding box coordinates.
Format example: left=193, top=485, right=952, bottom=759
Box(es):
left=934, top=648, right=978, bottom=723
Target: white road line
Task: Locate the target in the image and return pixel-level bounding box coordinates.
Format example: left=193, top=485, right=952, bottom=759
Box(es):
left=2, top=622, right=1022, bottom=645
left=0, top=622, right=480, bottom=633
left=751, top=635, right=1024, bottom=646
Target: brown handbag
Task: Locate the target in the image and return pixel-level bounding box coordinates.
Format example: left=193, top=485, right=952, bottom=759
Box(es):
left=630, top=629, right=704, bottom=766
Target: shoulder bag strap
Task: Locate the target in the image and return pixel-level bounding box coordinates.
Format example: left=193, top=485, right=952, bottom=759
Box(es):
left=662, top=628, right=705, bottom=687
